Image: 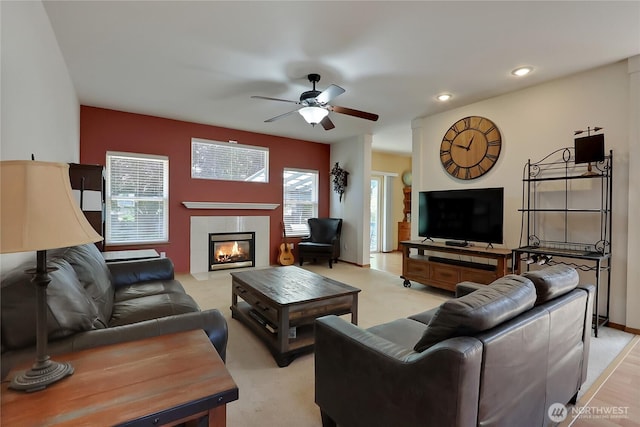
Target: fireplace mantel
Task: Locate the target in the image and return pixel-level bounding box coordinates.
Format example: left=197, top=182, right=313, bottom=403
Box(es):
left=182, top=202, right=280, bottom=210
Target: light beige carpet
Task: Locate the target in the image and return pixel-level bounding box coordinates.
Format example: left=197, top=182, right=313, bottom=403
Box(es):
left=179, top=261, right=632, bottom=427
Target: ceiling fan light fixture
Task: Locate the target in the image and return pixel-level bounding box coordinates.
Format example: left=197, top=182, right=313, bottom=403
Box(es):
left=299, top=106, right=329, bottom=125
left=512, top=66, right=533, bottom=77
left=253, top=73, right=377, bottom=130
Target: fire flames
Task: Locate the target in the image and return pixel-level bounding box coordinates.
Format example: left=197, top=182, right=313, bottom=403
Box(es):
left=216, top=241, right=246, bottom=263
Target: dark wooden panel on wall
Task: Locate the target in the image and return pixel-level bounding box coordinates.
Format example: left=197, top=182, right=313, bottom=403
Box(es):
left=69, top=163, right=105, bottom=250
left=69, top=163, right=103, bottom=191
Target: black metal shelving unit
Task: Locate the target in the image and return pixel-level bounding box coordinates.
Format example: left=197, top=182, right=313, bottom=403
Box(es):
left=512, top=148, right=613, bottom=337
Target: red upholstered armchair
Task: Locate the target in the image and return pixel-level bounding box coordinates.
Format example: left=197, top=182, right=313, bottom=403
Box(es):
left=298, top=218, right=342, bottom=268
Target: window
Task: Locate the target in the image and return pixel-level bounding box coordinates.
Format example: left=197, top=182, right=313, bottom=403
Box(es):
left=191, top=138, right=268, bottom=182
left=106, top=152, right=169, bottom=245
left=283, top=168, right=318, bottom=237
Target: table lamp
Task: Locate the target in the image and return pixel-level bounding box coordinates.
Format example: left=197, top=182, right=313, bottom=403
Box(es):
left=0, top=160, right=103, bottom=392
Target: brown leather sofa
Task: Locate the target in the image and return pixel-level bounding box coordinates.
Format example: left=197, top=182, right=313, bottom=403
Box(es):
left=315, top=265, right=594, bottom=427
left=1, top=243, right=228, bottom=379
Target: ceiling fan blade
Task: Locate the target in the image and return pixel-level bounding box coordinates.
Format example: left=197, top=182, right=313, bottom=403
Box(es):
left=320, top=116, right=335, bottom=130
left=251, top=95, right=300, bottom=105
left=329, top=105, right=379, bottom=122
left=315, top=84, right=345, bottom=105
left=265, top=109, right=300, bottom=123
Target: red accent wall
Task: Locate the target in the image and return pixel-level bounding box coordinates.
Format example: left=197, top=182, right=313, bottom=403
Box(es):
left=80, top=106, right=330, bottom=272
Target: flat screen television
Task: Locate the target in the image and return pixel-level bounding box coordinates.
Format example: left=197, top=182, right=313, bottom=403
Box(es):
left=418, top=187, right=504, bottom=245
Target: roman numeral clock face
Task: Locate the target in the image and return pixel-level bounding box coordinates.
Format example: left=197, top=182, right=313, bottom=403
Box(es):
left=439, top=116, right=502, bottom=180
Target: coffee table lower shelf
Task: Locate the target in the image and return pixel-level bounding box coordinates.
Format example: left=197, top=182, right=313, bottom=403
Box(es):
left=232, top=301, right=316, bottom=367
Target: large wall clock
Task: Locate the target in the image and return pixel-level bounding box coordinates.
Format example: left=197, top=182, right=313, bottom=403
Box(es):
left=439, top=116, right=502, bottom=180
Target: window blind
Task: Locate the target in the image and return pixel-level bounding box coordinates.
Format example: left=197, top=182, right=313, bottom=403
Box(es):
left=106, top=152, right=169, bottom=244
left=283, top=168, right=318, bottom=237
left=191, top=138, right=268, bottom=182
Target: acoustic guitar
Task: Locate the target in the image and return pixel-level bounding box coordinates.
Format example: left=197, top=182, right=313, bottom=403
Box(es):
left=278, top=222, right=295, bottom=266
left=278, top=223, right=293, bottom=265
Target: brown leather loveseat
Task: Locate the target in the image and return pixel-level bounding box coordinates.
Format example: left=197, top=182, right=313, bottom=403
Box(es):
left=315, top=265, right=594, bottom=427
left=1, top=243, right=228, bottom=379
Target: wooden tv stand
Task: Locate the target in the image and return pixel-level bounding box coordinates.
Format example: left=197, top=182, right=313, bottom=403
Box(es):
left=400, top=240, right=512, bottom=292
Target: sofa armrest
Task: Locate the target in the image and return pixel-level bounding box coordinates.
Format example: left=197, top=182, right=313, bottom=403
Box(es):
left=577, top=283, right=595, bottom=297
left=108, top=258, right=175, bottom=288
left=2, top=309, right=229, bottom=377
left=78, top=310, right=226, bottom=359
left=75, top=309, right=227, bottom=359
left=577, top=283, right=595, bottom=383
left=315, top=315, right=482, bottom=427
left=455, top=281, right=485, bottom=297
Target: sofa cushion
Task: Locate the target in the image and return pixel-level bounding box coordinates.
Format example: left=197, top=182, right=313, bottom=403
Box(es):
left=114, top=280, right=186, bottom=302
left=407, top=307, right=438, bottom=326
left=523, top=265, right=579, bottom=304
left=109, top=288, right=201, bottom=327
left=414, top=275, right=536, bottom=352
left=54, top=244, right=114, bottom=325
left=1, top=258, right=101, bottom=350
left=367, top=318, right=428, bottom=349
left=297, top=242, right=333, bottom=252
left=108, top=258, right=175, bottom=288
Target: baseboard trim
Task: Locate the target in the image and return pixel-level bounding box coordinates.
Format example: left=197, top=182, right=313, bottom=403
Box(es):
left=624, top=326, right=640, bottom=335
left=607, top=321, right=626, bottom=331
left=607, top=321, right=640, bottom=335
left=332, top=259, right=368, bottom=268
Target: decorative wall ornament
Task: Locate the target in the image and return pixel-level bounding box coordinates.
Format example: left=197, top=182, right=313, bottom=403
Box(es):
left=330, top=162, right=349, bottom=202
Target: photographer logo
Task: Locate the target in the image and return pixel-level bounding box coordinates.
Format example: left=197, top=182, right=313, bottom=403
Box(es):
left=548, top=403, right=568, bottom=423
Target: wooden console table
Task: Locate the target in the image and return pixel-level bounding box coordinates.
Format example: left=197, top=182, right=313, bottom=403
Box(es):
left=1, top=331, right=238, bottom=426
left=400, top=240, right=512, bottom=291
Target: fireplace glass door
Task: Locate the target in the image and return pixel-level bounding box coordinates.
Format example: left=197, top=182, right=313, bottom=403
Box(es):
left=209, top=232, right=255, bottom=271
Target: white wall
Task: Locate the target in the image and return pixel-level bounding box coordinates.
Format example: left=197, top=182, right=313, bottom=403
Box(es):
left=412, top=59, right=637, bottom=328
left=0, top=1, right=80, bottom=271
left=626, top=55, right=640, bottom=331
left=330, top=135, right=372, bottom=266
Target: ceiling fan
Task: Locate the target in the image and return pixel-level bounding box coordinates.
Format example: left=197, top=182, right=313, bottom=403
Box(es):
left=251, top=73, right=379, bottom=130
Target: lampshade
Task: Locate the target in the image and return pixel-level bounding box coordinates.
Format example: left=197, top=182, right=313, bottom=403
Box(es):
left=0, top=160, right=103, bottom=254
left=298, top=106, right=329, bottom=125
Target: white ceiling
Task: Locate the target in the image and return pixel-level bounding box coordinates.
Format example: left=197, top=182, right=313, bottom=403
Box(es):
left=43, top=1, right=640, bottom=155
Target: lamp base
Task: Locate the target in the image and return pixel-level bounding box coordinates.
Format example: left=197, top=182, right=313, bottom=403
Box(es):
left=9, top=359, right=74, bottom=392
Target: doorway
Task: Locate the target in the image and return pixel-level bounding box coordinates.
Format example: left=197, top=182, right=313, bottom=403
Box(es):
left=370, top=177, right=382, bottom=252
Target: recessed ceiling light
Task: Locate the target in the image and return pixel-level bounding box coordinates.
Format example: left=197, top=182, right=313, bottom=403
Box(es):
left=512, top=66, right=533, bottom=77
left=436, top=93, right=452, bottom=101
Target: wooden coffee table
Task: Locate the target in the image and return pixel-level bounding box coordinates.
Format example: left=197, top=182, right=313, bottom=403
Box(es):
left=230, top=266, right=360, bottom=367
left=1, top=330, right=238, bottom=426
